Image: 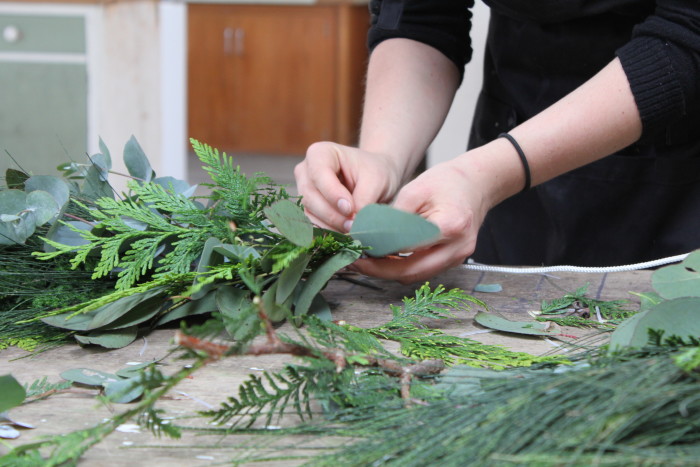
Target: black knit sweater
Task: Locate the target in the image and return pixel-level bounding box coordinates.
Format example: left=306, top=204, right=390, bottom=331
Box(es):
left=367, top=0, right=700, bottom=139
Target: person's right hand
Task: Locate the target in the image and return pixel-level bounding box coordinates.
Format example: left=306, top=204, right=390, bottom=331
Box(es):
left=294, top=141, right=405, bottom=232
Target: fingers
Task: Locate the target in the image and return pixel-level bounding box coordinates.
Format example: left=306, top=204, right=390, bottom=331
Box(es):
left=351, top=242, right=472, bottom=285
left=295, top=142, right=355, bottom=232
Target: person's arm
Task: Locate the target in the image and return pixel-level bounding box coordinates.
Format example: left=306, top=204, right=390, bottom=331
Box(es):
left=352, top=57, right=643, bottom=283
left=294, top=38, right=460, bottom=231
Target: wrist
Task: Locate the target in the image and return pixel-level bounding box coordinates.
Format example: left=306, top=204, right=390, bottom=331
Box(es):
left=450, top=138, right=530, bottom=209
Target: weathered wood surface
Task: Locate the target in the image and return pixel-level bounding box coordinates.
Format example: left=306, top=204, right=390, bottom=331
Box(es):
left=0, top=267, right=654, bottom=465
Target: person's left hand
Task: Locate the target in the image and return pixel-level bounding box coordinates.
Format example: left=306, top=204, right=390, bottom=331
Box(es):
left=349, top=157, right=491, bottom=284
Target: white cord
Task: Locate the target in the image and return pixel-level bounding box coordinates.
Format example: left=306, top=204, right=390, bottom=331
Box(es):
left=461, top=252, right=689, bottom=274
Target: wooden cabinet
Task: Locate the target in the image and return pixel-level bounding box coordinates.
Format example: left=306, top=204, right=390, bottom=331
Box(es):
left=187, top=3, right=369, bottom=155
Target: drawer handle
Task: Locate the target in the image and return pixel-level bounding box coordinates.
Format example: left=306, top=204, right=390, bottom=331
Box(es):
left=223, top=27, right=244, bottom=56
left=2, top=25, right=22, bottom=43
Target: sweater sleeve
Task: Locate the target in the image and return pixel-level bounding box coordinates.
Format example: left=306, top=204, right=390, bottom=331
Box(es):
left=616, top=0, right=700, bottom=135
left=367, top=0, right=474, bottom=82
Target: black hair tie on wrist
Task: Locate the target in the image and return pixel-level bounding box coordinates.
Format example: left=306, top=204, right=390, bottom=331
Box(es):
left=498, top=132, right=531, bottom=193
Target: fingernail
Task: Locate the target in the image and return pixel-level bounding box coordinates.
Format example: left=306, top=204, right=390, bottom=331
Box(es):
left=337, top=198, right=351, bottom=216
left=343, top=219, right=353, bottom=232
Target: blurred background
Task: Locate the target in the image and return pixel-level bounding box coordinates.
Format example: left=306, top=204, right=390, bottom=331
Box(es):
left=0, top=0, right=489, bottom=194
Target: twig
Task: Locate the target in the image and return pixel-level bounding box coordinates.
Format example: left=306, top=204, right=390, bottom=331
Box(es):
left=174, top=299, right=446, bottom=402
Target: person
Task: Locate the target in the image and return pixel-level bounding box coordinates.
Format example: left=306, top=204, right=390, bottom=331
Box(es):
left=294, top=0, right=700, bottom=284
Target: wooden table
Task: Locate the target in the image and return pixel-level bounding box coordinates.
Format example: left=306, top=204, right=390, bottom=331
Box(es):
left=0, top=267, right=654, bottom=465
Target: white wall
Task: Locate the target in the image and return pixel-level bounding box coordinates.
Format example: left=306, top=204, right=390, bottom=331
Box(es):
left=427, top=1, right=489, bottom=166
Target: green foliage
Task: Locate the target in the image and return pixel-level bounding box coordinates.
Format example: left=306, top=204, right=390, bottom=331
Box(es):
left=15, top=138, right=362, bottom=348
left=349, top=203, right=440, bottom=257
left=204, top=365, right=315, bottom=428
left=539, top=283, right=634, bottom=325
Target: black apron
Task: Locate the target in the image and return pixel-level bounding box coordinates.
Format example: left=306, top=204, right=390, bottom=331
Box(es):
left=468, top=4, right=700, bottom=266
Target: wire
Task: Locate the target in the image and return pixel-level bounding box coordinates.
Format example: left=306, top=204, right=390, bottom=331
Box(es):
left=461, top=252, right=690, bottom=274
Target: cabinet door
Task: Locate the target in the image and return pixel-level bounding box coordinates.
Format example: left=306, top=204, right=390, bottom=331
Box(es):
left=188, top=5, right=338, bottom=155
left=0, top=13, right=87, bottom=178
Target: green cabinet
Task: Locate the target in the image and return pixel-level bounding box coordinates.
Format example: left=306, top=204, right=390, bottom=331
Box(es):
left=0, top=12, right=88, bottom=178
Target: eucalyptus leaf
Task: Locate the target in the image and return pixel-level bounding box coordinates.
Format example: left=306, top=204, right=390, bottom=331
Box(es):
left=294, top=249, right=359, bottom=318
left=123, top=136, right=153, bottom=182
left=0, top=375, right=26, bottom=412
left=154, top=176, right=197, bottom=197
left=0, top=212, right=36, bottom=246
left=94, top=297, right=165, bottom=330
left=307, top=293, right=332, bottom=321
left=44, top=220, right=92, bottom=251
left=192, top=237, right=226, bottom=299
left=263, top=281, right=290, bottom=323
left=74, top=326, right=139, bottom=349
left=5, top=168, right=28, bottom=189
left=60, top=368, right=121, bottom=387
left=264, top=199, right=313, bottom=247
left=25, top=175, right=70, bottom=209
left=115, top=362, right=154, bottom=379
left=350, top=204, right=440, bottom=257
left=213, top=243, right=261, bottom=261
left=216, top=285, right=258, bottom=340
left=42, top=287, right=166, bottom=331
left=42, top=309, right=102, bottom=331
left=82, top=155, right=113, bottom=200
left=0, top=189, right=26, bottom=214
left=104, top=376, right=144, bottom=403
left=651, top=251, right=700, bottom=299
left=26, top=190, right=60, bottom=226
left=276, top=253, right=310, bottom=304
left=474, top=311, right=555, bottom=336
left=86, top=287, right=167, bottom=330
left=88, top=153, right=110, bottom=182
left=609, top=297, right=700, bottom=351
left=155, top=292, right=219, bottom=326
left=98, top=137, right=112, bottom=168
left=120, top=216, right=149, bottom=231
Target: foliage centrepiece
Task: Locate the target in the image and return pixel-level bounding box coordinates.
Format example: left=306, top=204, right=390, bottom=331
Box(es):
left=1, top=137, right=365, bottom=349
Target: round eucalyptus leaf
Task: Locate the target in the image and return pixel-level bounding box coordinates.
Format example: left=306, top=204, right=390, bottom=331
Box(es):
left=264, top=199, right=313, bottom=247
left=350, top=204, right=440, bottom=257
left=652, top=251, right=700, bottom=299
left=0, top=189, right=26, bottom=215
left=610, top=297, right=700, bottom=351
left=25, top=175, right=70, bottom=209
left=0, top=375, right=26, bottom=413
left=26, top=190, right=60, bottom=226
left=0, top=214, right=20, bottom=222
left=60, top=368, right=121, bottom=387
left=124, top=136, right=154, bottom=182
left=104, top=376, right=144, bottom=403
left=0, top=212, right=36, bottom=245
